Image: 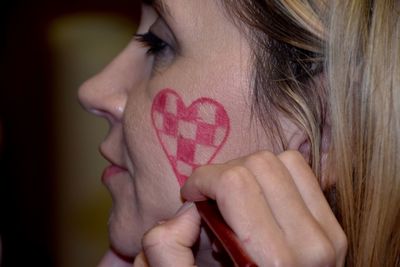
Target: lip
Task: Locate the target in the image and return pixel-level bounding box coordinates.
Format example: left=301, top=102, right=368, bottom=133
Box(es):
left=102, top=164, right=128, bottom=184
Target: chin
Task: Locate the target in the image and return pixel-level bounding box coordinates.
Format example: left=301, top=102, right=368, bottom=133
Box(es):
left=107, top=211, right=144, bottom=259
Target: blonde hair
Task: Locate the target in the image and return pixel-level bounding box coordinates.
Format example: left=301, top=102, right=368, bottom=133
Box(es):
left=329, top=1, right=400, bottom=265
left=223, top=0, right=400, bottom=265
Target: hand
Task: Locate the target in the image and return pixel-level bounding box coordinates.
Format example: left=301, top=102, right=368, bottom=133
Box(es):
left=133, top=150, right=347, bottom=266
left=133, top=202, right=201, bottom=267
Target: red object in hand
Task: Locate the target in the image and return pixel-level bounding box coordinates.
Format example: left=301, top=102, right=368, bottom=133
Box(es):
left=196, top=200, right=258, bottom=267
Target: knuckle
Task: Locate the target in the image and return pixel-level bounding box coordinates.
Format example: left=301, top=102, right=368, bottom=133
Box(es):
left=308, top=240, right=336, bottom=267
left=141, top=224, right=170, bottom=250
left=244, top=151, right=275, bottom=168
left=243, top=151, right=279, bottom=175
left=189, top=164, right=214, bottom=189
left=218, top=166, right=253, bottom=192
left=190, top=164, right=210, bottom=179
left=279, top=150, right=305, bottom=166
left=216, top=165, right=261, bottom=210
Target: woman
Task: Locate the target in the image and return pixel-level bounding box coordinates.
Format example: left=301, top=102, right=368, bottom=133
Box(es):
left=78, top=0, right=399, bottom=266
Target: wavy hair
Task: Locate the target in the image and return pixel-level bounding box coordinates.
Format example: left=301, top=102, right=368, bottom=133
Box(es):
left=222, top=0, right=400, bottom=265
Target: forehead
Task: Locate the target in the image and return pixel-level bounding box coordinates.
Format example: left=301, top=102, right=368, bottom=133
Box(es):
left=147, top=0, right=240, bottom=48
left=144, top=0, right=229, bottom=25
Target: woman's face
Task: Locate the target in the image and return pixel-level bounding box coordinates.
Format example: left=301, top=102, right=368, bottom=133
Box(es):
left=79, top=0, right=282, bottom=262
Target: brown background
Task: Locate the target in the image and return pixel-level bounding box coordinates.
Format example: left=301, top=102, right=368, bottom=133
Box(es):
left=1, top=1, right=141, bottom=266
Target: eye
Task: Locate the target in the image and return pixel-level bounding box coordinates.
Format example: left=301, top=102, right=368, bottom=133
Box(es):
left=135, top=31, right=168, bottom=55
left=134, top=15, right=177, bottom=71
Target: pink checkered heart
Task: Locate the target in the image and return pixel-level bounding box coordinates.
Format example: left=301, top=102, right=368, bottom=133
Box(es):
left=151, top=88, right=230, bottom=186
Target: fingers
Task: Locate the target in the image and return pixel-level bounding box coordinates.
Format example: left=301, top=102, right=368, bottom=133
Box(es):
left=244, top=151, right=336, bottom=266
left=182, top=150, right=347, bottom=266
left=133, top=150, right=346, bottom=266
left=278, top=151, right=348, bottom=266
left=137, top=202, right=201, bottom=267
left=183, top=156, right=293, bottom=264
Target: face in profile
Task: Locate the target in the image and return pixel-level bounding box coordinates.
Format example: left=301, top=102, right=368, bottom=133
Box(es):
left=79, top=0, right=287, bottom=263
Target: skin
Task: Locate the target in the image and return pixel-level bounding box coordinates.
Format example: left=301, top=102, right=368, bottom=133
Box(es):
left=79, top=0, right=347, bottom=266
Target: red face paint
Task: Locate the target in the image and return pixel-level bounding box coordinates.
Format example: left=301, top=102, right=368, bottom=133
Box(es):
left=151, top=88, right=230, bottom=186
left=151, top=89, right=256, bottom=266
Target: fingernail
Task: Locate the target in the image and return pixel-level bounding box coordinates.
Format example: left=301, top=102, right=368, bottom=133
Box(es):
left=175, top=201, right=194, bottom=216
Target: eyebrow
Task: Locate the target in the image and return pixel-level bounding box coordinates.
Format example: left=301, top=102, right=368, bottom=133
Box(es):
left=142, top=0, right=172, bottom=19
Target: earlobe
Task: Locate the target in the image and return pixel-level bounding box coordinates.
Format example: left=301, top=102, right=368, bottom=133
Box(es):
left=284, top=120, right=310, bottom=161
left=286, top=119, right=332, bottom=189
left=287, top=129, right=313, bottom=164
left=295, top=73, right=333, bottom=189
left=298, top=138, right=311, bottom=162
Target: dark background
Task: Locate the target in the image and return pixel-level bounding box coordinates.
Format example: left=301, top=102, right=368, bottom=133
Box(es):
left=0, top=1, right=140, bottom=266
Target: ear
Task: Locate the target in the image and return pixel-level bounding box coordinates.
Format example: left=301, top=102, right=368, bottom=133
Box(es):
left=285, top=73, right=333, bottom=189
left=286, top=121, right=332, bottom=189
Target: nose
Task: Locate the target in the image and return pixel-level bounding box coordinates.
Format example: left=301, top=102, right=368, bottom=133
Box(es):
left=79, top=5, right=156, bottom=124
left=78, top=54, right=130, bottom=124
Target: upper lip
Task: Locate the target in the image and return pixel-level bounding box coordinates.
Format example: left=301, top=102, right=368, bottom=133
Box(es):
left=98, top=121, right=129, bottom=171
left=99, top=142, right=127, bottom=170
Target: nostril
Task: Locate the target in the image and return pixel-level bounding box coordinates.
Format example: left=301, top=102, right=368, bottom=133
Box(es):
left=79, top=107, right=117, bottom=129
left=88, top=108, right=116, bottom=125
left=78, top=87, right=125, bottom=124
left=87, top=108, right=105, bottom=117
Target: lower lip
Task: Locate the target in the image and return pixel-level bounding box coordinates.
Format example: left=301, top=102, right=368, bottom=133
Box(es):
left=102, top=165, right=127, bottom=184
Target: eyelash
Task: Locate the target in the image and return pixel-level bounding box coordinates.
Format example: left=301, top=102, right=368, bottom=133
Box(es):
left=135, top=32, right=168, bottom=55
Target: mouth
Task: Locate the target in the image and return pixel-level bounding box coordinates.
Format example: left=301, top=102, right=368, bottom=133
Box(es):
left=102, top=164, right=128, bottom=185
left=97, top=131, right=141, bottom=261
left=99, top=136, right=131, bottom=185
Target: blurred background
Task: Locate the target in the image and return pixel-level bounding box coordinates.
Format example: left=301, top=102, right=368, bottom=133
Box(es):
left=0, top=1, right=140, bottom=266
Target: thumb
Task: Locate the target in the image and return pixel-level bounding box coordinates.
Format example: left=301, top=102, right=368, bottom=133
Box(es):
left=141, top=202, right=201, bottom=267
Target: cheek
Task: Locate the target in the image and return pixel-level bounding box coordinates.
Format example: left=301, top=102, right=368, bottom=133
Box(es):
left=151, top=88, right=230, bottom=186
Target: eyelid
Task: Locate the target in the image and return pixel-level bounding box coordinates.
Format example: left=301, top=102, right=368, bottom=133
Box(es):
left=134, top=31, right=168, bottom=55
left=140, top=3, right=180, bottom=55
left=143, top=0, right=173, bottom=24
left=149, top=16, right=179, bottom=55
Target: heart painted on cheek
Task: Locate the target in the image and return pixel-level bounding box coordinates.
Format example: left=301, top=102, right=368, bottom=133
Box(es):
left=151, top=88, right=230, bottom=186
